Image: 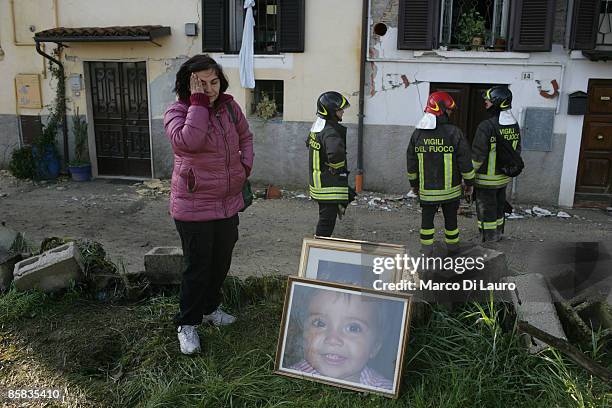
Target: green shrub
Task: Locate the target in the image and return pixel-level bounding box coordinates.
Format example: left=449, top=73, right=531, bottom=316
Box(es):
left=255, top=92, right=278, bottom=120
left=69, top=107, right=90, bottom=166
left=8, top=146, right=35, bottom=179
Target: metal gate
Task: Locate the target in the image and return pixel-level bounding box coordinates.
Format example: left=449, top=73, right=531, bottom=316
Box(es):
left=88, top=61, right=151, bottom=177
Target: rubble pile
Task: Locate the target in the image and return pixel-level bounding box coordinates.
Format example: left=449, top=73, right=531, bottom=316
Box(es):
left=133, top=179, right=171, bottom=198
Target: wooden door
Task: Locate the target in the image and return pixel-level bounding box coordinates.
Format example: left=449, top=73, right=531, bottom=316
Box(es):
left=88, top=61, right=151, bottom=177
left=430, top=82, right=497, bottom=143
left=575, top=79, right=612, bottom=201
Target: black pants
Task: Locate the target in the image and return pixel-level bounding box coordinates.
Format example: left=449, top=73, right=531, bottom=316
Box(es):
left=420, top=200, right=460, bottom=248
left=173, top=215, right=239, bottom=326
left=475, top=186, right=507, bottom=242
left=316, top=202, right=338, bottom=237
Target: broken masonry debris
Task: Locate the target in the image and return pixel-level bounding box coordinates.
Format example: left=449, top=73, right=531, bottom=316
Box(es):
left=143, top=247, right=183, bottom=285
left=13, top=242, right=84, bottom=293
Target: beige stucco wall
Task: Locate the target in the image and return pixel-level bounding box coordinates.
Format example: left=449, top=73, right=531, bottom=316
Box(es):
left=0, top=0, right=57, bottom=117
left=0, top=0, right=361, bottom=123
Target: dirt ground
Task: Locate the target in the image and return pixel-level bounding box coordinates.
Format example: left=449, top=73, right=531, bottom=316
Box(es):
left=1, top=171, right=611, bottom=276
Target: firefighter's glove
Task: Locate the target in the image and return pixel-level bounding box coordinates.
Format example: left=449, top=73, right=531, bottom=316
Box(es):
left=463, top=185, right=474, bottom=204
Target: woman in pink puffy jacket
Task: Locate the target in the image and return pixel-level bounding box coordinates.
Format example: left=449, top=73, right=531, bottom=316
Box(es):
left=164, top=54, right=254, bottom=355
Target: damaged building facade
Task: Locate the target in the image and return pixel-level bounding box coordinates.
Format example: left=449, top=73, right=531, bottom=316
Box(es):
left=365, top=0, right=612, bottom=207
left=0, top=0, right=610, bottom=207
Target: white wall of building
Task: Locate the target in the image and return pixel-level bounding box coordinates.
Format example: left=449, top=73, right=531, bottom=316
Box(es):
left=365, top=25, right=612, bottom=207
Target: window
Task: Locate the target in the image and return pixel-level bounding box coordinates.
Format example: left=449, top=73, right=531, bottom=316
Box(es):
left=439, top=0, right=510, bottom=49
left=251, top=80, right=283, bottom=118
left=569, top=0, right=612, bottom=49
left=398, top=0, right=556, bottom=52
left=598, top=0, right=612, bottom=45
left=202, top=0, right=304, bottom=54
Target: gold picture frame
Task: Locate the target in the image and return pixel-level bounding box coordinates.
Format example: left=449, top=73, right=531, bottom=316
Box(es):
left=274, top=277, right=413, bottom=399
left=297, top=236, right=407, bottom=290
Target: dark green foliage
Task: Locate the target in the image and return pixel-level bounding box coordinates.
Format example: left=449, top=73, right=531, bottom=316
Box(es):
left=8, top=146, right=35, bottom=179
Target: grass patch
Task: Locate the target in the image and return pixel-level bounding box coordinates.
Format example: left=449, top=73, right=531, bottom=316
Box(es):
left=0, top=278, right=610, bottom=407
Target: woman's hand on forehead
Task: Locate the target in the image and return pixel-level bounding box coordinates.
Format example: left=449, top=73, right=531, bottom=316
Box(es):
left=190, top=73, right=205, bottom=94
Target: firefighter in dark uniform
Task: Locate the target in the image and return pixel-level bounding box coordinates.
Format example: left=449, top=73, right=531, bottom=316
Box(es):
left=407, top=91, right=475, bottom=255
left=307, top=91, right=354, bottom=237
left=472, top=86, right=522, bottom=242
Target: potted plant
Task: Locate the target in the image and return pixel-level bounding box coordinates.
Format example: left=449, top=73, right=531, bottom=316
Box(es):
left=255, top=92, right=278, bottom=121
left=456, top=8, right=487, bottom=50
left=494, top=36, right=507, bottom=51
left=68, top=107, right=91, bottom=181
left=31, top=54, right=65, bottom=181
left=32, top=114, right=61, bottom=180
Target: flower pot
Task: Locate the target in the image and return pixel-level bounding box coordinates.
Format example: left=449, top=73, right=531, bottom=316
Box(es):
left=31, top=144, right=60, bottom=180
left=265, top=184, right=282, bottom=199
left=68, top=164, right=92, bottom=181
left=494, top=38, right=507, bottom=51
left=471, top=36, right=484, bottom=47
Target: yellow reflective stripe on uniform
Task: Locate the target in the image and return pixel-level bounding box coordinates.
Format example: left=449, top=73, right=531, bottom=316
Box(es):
left=487, top=143, right=496, bottom=175
left=420, top=228, right=435, bottom=235
left=475, top=172, right=511, bottom=187
left=309, top=192, right=349, bottom=201
left=407, top=172, right=418, bottom=180
left=444, top=153, right=452, bottom=191
left=327, top=160, right=345, bottom=169
left=445, top=237, right=460, bottom=244
left=472, top=160, right=483, bottom=171
left=478, top=221, right=498, bottom=230
left=420, top=238, right=434, bottom=245
left=417, top=153, right=425, bottom=191
left=312, top=150, right=321, bottom=189
left=420, top=185, right=462, bottom=195
left=445, top=228, right=459, bottom=235
left=496, top=218, right=504, bottom=225
left=310, top=186, right=349, bottom=193
left=462, top=169, right=475, bottom=180
left=419, top=190, right=462, bottom=202
left=476, top=174, right=510, bottom=181
left=475, top=179, right=511, bottom=187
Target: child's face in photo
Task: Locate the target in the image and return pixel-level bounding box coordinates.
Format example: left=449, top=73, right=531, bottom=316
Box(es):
left=302, top=290, right=382, bottom=382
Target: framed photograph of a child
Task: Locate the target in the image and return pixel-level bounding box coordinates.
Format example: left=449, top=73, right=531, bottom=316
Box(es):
left=274, top=277, right=413, bottom=399
left=298, top=237, right=407, bottom=290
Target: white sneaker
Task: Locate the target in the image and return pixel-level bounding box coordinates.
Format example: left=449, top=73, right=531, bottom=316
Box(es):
left=202, top=307, right=236, bottom=326
left=177, top=325, right=201, bottom=355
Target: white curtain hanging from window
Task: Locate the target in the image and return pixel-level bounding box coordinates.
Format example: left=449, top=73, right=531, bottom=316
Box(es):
left=239, top=0, right=256, bottom=89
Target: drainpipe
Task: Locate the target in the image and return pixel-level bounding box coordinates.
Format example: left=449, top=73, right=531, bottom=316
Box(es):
left=355, top=0, right=368, bottom=193
left=35, top=40, right=69, bottom=167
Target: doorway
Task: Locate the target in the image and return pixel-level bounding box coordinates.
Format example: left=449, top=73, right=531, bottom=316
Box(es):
left=575, top=79, right=612, bottom=204
left=87, top=61, right=152, bottom=177
left=429, top=82, right=498, bottom=143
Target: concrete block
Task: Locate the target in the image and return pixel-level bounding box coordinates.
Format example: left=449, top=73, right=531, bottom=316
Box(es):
left=13, top=242, right=84, bottom=292
left=0, top=249, right=21, bottom=291
left=505, top=273, right=567, bottom=352
left=143, top=247, right=184, bottom=285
